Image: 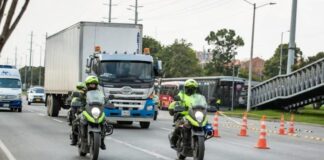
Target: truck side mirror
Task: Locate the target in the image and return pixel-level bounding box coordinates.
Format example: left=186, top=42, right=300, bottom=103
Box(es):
left=85, top=68, right=91, bottom=74
left=86, top=58, right=90, bottom=68
left=154, top=60, right=163, bottom=76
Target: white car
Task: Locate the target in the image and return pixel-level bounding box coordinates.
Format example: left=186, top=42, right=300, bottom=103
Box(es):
left=27, top=87, right=45, bottom=105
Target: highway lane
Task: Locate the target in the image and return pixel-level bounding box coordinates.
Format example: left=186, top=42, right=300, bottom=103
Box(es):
left=0, top=102, right=324, bottom=160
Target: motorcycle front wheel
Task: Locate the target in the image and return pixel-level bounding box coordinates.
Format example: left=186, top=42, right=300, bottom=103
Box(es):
left=78, top=137, right=87, bottom=157
left=89, top=132, right=100, bottom=160
left=193, top=136, right=205, bottom=160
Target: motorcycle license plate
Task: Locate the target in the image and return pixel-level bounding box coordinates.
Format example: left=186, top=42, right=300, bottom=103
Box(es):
left=121, top=110, right=130, bottom=116
left=3, top=104, right=9, bottom=107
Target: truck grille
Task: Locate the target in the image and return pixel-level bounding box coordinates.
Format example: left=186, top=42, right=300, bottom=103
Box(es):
left=110, top=99, right=145, bottom=110
left=0, top=95, right=16, bottom=100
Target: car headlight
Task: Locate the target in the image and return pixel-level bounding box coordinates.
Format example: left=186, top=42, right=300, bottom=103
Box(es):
left=15, top=94, right=21, bottom=99
left=146, top=105, right=153, bottom=111
left=91, top=107, right=101, bottom=119
left=195, top=111, right=204, bottom=123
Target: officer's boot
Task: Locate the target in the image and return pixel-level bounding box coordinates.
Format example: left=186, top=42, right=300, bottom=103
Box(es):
left=100, top=137, right=106, bottom=150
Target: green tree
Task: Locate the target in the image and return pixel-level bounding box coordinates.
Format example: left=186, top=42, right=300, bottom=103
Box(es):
left=204, top=29, right=244, bottom=76
left=19, top=66, right=45, bottom=89
left=263, top=44, right=303, bottom=79
left=157, top=39, right=202, bottom=78
left=299, top=52, right=324, bottom=68
left=142, top=36, right=162, bottom=58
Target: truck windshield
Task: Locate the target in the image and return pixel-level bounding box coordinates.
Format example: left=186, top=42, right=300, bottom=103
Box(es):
left=100, top=61, right=153, bottom=83
left=0, top=78, right=21, bottom=88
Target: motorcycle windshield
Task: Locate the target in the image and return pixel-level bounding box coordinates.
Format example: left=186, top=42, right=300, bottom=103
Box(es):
left=190, top=94, right=207, bottom=109
left=86, top=90, right=105, bottom=106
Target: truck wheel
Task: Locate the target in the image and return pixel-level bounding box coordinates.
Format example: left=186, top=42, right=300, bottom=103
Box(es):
left=18, top=108, right=22, bottom=112
left=47, top=95, right=60, bottom=117
left=139, top=122, right=150, bottom=129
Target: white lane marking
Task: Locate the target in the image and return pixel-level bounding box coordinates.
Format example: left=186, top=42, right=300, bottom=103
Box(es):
left=38, top=113, right=46, bottom=117
left=0, top=139, right=16, bottom=160
left=159, top=127, right=172, bottom=132
left=218, top=112, right=241, bottom=125
left=109, top=137, right=173, bottom=160
left=53, top=119, right=63, bottom=123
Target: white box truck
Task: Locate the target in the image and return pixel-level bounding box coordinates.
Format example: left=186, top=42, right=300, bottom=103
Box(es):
left=44, top=22, right=161, bottom=128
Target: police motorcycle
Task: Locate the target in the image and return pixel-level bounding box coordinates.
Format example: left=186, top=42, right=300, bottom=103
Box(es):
left=76, top=90, right=113, bottom=160
left=169, top=94, right=213, bottom=160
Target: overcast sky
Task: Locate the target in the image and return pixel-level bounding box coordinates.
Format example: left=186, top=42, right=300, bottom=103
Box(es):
left=1, top=0, right=324, bottom=68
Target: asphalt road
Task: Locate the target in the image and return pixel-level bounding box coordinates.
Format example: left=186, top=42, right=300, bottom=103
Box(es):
left=0, top=100, right=324, bottom=160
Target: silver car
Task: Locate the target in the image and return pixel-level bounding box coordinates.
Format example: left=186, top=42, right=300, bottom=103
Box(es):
left=27, top=87, right=45, bottom=105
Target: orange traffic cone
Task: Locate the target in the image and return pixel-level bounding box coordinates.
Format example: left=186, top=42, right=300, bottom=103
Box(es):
left=213, top=112, right=220, bottom=137
left=278, top=113, right=286, bottom=135
left=288, top=114, right=295, bottom=134
left=238, top=112, right=248, bottom=136
left=255, top=115, right=269, bottom=149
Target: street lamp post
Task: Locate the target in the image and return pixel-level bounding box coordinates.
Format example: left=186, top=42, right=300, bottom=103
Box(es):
left=279, top=31, right=289, bottom=75
left=243, top=0, right=276, bottom=112
left=231, top=52, right=237, bottom=111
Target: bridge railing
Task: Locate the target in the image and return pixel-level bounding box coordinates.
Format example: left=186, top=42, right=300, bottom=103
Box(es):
left=251, top=58, right=324, bottom=108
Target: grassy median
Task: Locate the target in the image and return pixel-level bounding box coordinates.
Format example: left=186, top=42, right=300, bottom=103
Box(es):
left=222, top=105, right=324, bottom=125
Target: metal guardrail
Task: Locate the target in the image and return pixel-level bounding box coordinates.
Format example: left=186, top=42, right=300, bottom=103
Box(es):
left=251, top=58, right=324, bottom=109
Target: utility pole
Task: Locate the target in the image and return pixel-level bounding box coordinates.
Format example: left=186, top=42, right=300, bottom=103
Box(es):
left=29, top=31, right=33, bottom=88
left=24, top=54, right=27, bottom=90
left=15, top=47, right=17, bottom=67
left=108, top=0, right=112, bottom=22
left=135, top=0, right=138, bottom=24
left=287, top=0, right=298, bottom=74
left=39, top=46, right=42, bottom=86
left=128, top=0, right=142, bottom=24
left=103, top=0, right=117, bottom=23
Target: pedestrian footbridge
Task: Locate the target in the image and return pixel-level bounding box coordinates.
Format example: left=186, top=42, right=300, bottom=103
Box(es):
left=251, top=58, right=324, bottom=110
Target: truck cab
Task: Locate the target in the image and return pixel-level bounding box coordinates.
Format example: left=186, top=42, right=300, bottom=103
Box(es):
left=86, top=49, right=162, bottom=128
left=0, top=65, right=23, bottom=112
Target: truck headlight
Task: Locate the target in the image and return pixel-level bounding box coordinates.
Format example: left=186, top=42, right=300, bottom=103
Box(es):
left=146, top=105, right=153, bottom=111
left=195, top=111, right=204, bottom=123
left=91, top=107, right=101, bottom=119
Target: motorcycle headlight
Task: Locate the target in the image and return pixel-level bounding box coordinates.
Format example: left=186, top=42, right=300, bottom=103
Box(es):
left=195, top=111, right=204, bottom=123
left=91, top=107, right=101, bottom=119
left=146, top=105, right=153, bottom=111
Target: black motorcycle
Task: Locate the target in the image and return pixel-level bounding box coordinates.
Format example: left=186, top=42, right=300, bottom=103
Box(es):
left=77, top=90, right=113, bottom=160
left=169, top=94, right=213, bottom=160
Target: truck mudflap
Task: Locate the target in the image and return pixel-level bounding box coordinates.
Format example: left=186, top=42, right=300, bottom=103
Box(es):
left=0, top=100, right=22, bottom=108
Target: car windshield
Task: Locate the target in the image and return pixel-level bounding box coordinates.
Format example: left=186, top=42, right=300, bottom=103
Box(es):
left=34, top=88, right=44, bottom=93
left=100, top=61, right=153, bottom=83
left=190, top=94, right=207, bottom=109
left=0, top=78, right=21, bottom=88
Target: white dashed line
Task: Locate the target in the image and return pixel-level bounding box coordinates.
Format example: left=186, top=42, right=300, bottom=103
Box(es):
left=53, top=119, right=63, bottom=123
left=109, top=137, right=173, bottom=160
left=0, top=139, right=16, bottom=160
left=38, top=113, right=46, bottom=117
left=159, top=127, right=172, bottom=132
